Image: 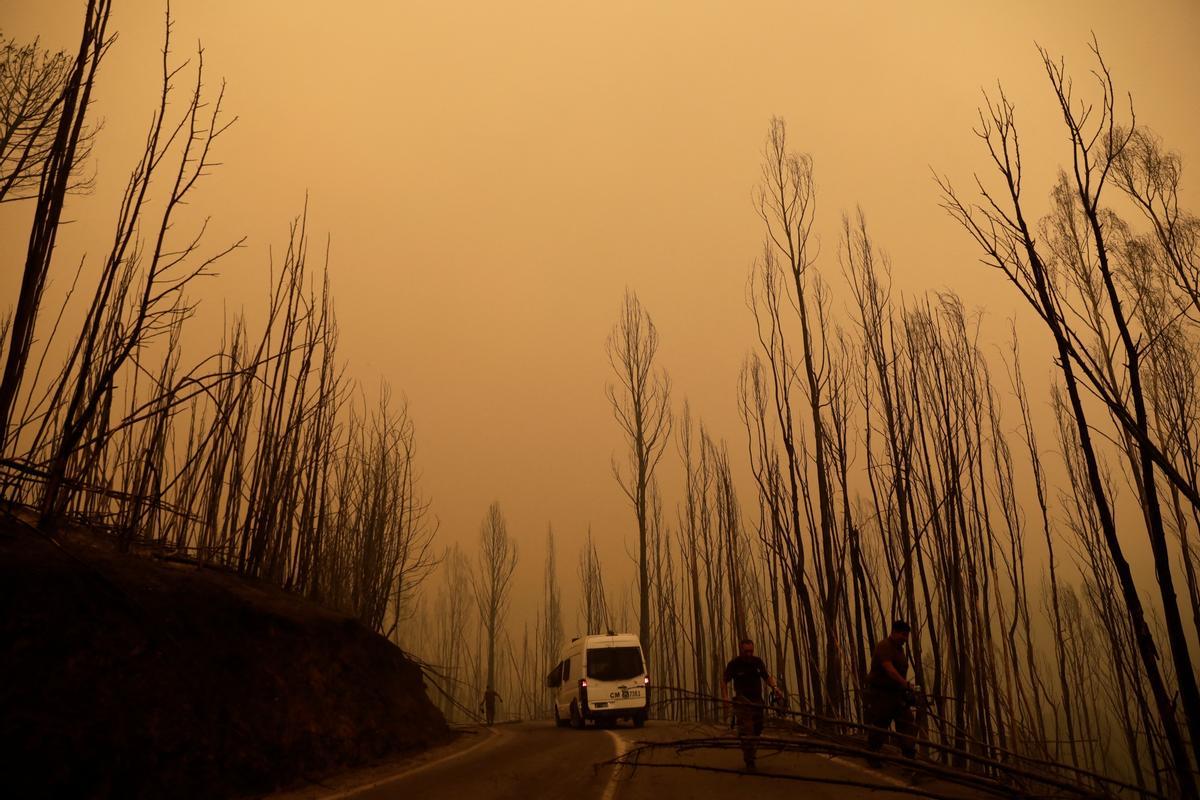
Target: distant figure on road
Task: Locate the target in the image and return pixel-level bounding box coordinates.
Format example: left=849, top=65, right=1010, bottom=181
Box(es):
left=481, top=688, right=503, bottom=725
left=864, top=620, right=917, bottom=765
left=721, top=638, right=784, bottom=771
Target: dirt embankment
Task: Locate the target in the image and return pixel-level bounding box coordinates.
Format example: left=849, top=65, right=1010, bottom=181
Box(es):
left=0, top=516, right=449, bottom=799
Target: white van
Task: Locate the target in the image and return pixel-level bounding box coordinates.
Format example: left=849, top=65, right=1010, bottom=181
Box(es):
left=546, top=633, right=649, bottom=728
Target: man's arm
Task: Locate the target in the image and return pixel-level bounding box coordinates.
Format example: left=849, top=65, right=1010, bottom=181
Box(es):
left=764, top=667, right=783, bottom=699
left=882, top=659, right=910, bottom=689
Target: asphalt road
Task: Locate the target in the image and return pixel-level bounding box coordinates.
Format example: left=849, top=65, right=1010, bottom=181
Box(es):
left=282, top=720, right=979, bottom=800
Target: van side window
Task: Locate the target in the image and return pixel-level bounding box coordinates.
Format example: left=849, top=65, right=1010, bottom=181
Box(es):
left=546, top=660, right=563, bottom=688
left=563, top=657, right=571, bottom=681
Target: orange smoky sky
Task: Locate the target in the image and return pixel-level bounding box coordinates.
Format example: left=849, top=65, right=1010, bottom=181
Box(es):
left=2, top=1, right=1198, bottom=629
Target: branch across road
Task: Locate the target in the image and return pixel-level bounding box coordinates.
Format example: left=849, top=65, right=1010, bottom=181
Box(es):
left=609, top=722, right=981, bottom=800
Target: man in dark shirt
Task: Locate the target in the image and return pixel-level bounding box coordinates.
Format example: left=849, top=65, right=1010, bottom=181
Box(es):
left=722, top=638, right=783, bottom=770
left=482, top=688, right=503, bottom=725
left=864, top=620, right=917, bottom=763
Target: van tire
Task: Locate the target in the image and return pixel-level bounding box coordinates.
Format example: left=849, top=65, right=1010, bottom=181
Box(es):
left=570, top=700, right=584, bottom=729
left=632, top=712, right=646, bottom=728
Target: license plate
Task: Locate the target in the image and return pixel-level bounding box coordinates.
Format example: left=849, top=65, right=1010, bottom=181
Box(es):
left=622, top=689, right=642, bottom=699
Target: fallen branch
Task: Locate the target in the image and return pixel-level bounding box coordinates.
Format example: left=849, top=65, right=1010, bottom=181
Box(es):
left=605, top=747, right=1009, bottom=800
left=647, top=685, right=1158, bottom=799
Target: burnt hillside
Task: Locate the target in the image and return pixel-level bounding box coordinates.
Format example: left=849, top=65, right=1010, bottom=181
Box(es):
left=0, top=516, right=449, bottom=799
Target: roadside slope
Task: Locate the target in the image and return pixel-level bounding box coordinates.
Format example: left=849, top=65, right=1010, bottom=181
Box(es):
left=0, top=517, right=449, bottom=799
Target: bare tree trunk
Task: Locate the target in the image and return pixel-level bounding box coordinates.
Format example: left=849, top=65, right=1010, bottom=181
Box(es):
left=0, top=0, right=110, bottom=456
left=606, top=290, right=671, bottom=669
left=472, top=501, right=518, bottom=719
left=941, top=64, right=1199, bottom=793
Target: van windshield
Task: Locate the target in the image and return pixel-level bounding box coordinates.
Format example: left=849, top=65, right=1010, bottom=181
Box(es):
left=587, top=646, right=643, bottom=681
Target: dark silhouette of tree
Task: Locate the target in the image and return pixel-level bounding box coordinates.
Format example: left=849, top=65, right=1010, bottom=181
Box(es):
left=538, top=526, right=563, bottom=716
left=33, top=12, right=240, bottom=530
left=940, top=39, right=1200, bottom=797
left=578, top=525, right=610, bottom=634
left=471, top=501, right=518, bottom=722
left=0, top=0, right=110, bottom=457
left=606, top=289, right=671, bottom=667
left=0, top=33, right=95, bottom=204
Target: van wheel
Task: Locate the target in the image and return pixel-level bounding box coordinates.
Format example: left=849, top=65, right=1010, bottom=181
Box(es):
left=570, top=700, right=584, bottom=729
left=554, top=705, right=568, bottom=728
left=633, top=712, right=646, bottom=728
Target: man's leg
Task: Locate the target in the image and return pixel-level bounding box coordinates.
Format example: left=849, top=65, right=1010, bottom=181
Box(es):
left=864, top=690, right=886, bottom=754
left=894, top=703, right=917, bottom=758
left=734, top=699, right=757, bottom=768
left=748, top=705, right=765, bottom=768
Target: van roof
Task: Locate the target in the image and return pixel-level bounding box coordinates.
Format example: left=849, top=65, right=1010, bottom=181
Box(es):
left=578, top=633, right=641, bottom=647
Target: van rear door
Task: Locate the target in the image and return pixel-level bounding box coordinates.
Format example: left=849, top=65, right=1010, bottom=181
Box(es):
left=585, top=644, right=646, bottom=712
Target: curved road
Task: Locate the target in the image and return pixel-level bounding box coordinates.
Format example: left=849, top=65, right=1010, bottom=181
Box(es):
left=283, top=721, right=979, bottom=800
left=318, top=722, right=623, bottom=800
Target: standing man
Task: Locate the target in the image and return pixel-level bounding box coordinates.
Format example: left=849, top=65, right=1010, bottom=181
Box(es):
left=864, top=620, right=917, bottom=764
left=482, top=688, right=503, bottom=725
left=722, top=638, right=784, bottom=771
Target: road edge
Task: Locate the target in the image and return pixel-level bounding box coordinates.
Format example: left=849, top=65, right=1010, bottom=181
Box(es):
left=268, top=726, right=504, bottom=800
left=327, top=726, right=505, bottom=799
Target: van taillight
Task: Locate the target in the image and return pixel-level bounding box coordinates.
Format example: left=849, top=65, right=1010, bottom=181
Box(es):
left=580, top=679, right=588, bottom=689
left=644, top=676, right=650, bottom=684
